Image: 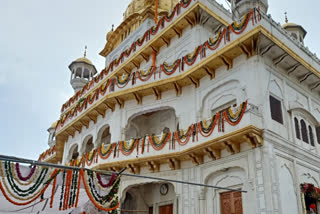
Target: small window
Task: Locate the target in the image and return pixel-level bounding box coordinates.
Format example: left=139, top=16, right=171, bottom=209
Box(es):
left=270, top=96, right=283, bottom=124
left=301, top=120, right=309, bottom=144
left=316, top=127, right=320, bottom=145
left=309, top=126, right=315, bottom=147
left=294, top=117, right=301, bottom=139
left=291, top=32, right=298, bottom=40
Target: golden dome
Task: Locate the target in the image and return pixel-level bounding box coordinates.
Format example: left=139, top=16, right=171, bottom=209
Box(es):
left=50, top=121, right=58, bottom=129
left=282, top=22, right=307, bottom=38
left=123, top=0, right=178, bottom=20
left=282, top=22, right=298, bottom=28
left=75, top=57, right=93, bottom=65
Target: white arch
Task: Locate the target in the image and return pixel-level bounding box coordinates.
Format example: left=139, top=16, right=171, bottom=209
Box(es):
left=80, top=134, right=93, bottom=154
left=96, top=124, right=111, bottom=147
left=67, top=143, right=79, bottom=162
left=279, top=164, right=299, bottom=214
left=200, top=79, right=243, bottom=118
left=289, top=106, right=320, bottom=126
left=203, top=167, right=247, bottom=214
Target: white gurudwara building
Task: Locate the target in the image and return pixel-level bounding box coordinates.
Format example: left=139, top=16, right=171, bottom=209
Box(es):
left=34, top=0, right=320, bottom=213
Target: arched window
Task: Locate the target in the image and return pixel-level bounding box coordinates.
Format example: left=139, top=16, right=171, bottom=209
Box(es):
left=97, top=125, right=111, bottom=147
left=316, top=127, right=320, bottom=145
left=83, top=136, right=94, bottom=154
left=309, top=125, right=315, bottom=147
left=68, top=144, right=79, bottom=162
left=301, top=120, right=309, bottom=144
left=294, top=117, right=300, bottom=139
left=291, top=32, right=298, bottom=40
left=75, top=68, right=82, bottom=78
left=83, top=69, right=90, bottom=80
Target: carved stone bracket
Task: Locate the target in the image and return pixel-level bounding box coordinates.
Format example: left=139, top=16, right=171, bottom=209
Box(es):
left=147, top=161, right=160, bottom=172
left=189, top=153, right=204, bottom=165
left=168, top=158, right=180, bottom=170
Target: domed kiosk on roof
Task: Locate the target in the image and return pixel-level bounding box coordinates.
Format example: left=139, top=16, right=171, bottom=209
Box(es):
left=69, top=47, right=98, bottom=93
left=282, top=22, right=307, bottom=44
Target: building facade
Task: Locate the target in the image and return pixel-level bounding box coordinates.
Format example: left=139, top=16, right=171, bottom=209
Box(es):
left=39, top=0, right=320, bottom=213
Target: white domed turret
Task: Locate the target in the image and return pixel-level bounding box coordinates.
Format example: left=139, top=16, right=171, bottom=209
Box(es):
left=282, top=13, right=307, bottom=45
left=69, top=46, right=98, bottom=93
left=47, top=121, right=57, bottom=147
left=228, top=0, right=268, bottom=19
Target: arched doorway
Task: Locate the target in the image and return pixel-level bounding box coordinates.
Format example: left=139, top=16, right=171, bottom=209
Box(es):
left=121, top=183, right=175, bottom=214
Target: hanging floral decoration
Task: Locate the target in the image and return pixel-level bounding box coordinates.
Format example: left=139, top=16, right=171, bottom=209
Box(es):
left=136, top=66, right=156, bottom=82
left=81, top=169, right=120, bottom=212
left=86, top=101, right=248, bottom=164
left=118, top=139, right=140, bottom=156
left=183, top=45, right=202, bottom=66
left=229, top=8, right=260, bottom=35
left=60, top=0, right=194, bottom=114
left=0, top=161, right=121, bottom=213
left=301, top=183, right=320, bottom=200
left=149, top=132, right=172, bottom=151
left=98, top=143, right=117, bottom=160
left=0, top=161, right=60, bottom=206
left=115, top=73, right=133, bottom=88
left=174, top=124, right=196, bottom=146
left=56, top=8, right=260, bottom=130
left=85, top=149, right=97, bottom=167
left=38, top=146, right=56, bottom=162
left=160, top=59, right=182, bottom=76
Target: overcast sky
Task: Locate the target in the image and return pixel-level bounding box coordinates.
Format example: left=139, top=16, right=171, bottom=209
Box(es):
left=0, top=0, right=318, bottom=160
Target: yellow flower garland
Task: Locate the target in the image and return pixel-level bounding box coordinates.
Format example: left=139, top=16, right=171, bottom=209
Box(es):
left=209, top=31, right=221, bottom=44
left=140, top=67, right=153, bottom=76
left=123, top=139, right=136, bottom=150
left=228, top=103, right=243, bottom=118
left=233, top=13, right=249, bottom=28
left=100, top=143, right=112, bottom=154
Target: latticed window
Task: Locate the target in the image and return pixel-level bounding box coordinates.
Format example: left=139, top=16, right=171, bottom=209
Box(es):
left=294, top=117, right=301, bottom=139
left=301, top=120, right=309, bottom=144
left=270, top=96, right=283, bottom=124
left=309, top=126, right=315, bottom=147
left=316, top=127, right=320, bottom=145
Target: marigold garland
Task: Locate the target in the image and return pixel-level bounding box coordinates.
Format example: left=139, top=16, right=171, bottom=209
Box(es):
left=0, top=162, right=59, bottom=206
left=59, top=0, right=194, bottom=114
left=11, top=162, right=41, bottom=186
left=57, top=8, right=259, bottom=130
left=149, top=133, right=171, bottom=151
left=80, top=169, right=120, bottom=212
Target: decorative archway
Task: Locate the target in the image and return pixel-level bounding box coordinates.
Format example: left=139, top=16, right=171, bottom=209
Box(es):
left=203, top=167, right=248, bottom=214
left=96, top=124, right=111, bottom=147
left=125, top=107, right=177, bottom=139
left=81, top=135, right=94, bottom=155
left=67, top=144, right=79, bottom=163
left=121, top=182, right=176, bottom=214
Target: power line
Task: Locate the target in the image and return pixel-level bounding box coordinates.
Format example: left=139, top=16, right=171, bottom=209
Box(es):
left=0, top=154, right=247, bottom=193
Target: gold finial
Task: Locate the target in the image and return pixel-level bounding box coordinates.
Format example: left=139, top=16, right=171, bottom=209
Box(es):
left=285, top=12, right=288, bottom=23
left=84, top=46, right=87, bottom=58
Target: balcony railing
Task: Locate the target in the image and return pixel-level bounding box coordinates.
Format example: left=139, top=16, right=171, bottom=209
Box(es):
left=55, top=9, right=261, bottom=134
left=67, top=101, right=263, bottom=173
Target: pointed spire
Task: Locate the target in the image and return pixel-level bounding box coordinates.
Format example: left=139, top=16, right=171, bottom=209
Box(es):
left=84, top=45, right=87, bottom=58
left=285, top=12, right=288, bottom=23
left=112, top=24, right=114, bottom=31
